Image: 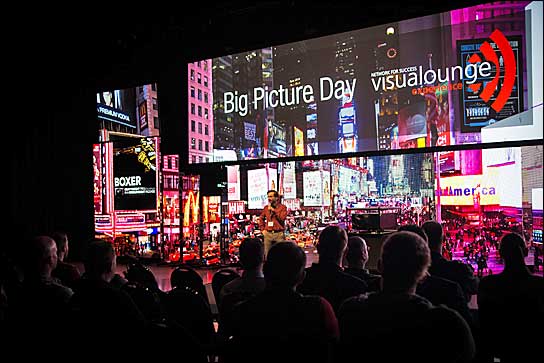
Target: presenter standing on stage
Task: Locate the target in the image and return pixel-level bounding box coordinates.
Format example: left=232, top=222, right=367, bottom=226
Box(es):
left=259, top=190, right=288, bottom=258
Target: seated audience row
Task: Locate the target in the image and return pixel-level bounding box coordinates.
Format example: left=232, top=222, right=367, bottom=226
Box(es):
left=1, top=223, right=541, bottom=363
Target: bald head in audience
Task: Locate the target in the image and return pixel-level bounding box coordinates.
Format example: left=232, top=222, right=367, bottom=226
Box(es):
left=25, top=236, right=58, bottom=279
left=345, top=236, right=369, bottom=269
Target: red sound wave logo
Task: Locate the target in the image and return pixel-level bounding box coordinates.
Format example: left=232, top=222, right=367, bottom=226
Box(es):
left=467, top=29, right=516, bottom=113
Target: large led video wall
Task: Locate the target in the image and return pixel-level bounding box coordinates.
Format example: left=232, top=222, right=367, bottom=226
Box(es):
left=226, top=146, right=542, bottom=224
left=187, top=1, right=542, bottom=164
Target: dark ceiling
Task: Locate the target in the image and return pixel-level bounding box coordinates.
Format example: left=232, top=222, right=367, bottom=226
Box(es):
left=11, top=1, right=490, bottom=91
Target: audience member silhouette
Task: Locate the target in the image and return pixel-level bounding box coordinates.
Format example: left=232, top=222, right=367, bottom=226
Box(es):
left=50, top=231, right=81, bottom=288
left=220, top=238, right=265, bottom=301
left=297, top=225, right=367, bottom=313
left=338, top=231, right=475, bottom=363
left=228, top=242, right=339, bottom=363
left=12, top=235, right=73, bottom=333
left=343, top=235, right=381, bottom=292
left=69, top=239, right=146, bottom=340
left=477, top=232, right=544, bottom=362
left=398, top=224, right=473, bottom=327
left=422, top=220, right=478, bottom=303
left=218, top=237, right=265, bottom=337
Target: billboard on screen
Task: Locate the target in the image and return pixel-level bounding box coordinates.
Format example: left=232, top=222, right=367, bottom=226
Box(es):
left=97, top=83, right=159, bottom=137
left=247, top=168, right=277, bottom=210
left=97, top=89, right=136, bottom=129
left=113, top=137, right=158, bottom=211
left=187, top=1, right=542, bottom=164
left=93, top=144, right=103, bottom=214
left=282, top=161, right=297, bottom=199
left=322, top=171, right=331, bottom=207
left=437, top=172, right=500, bottom=206
left=533, top=188, right=543, bottom=211
left=227, top=165, right=241, bottom=201
left=457, top=36, right=524, bottom=131
left=303, top=171, right=323, bottom=207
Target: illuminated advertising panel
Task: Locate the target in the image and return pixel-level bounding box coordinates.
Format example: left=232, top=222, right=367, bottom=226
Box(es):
left=205, top=196, right=221, bottom=223
left=228, top=201, right=246, bottom=215
left=163, top=190, right=179, bottom=225
left=138, top=101, right=148, bottom=131
left=533, top=188, right=543, bottom=211
left=268, top=122, right=287, bottom=155
left=93, top=144, right=103, bottom=214
left=496, top=164, right=522, bottom=209
left=268, top=168, right=278, bottom=192
left=101, top=142, right=114, bottom=214
left=398, top=102, right=426, bottom=145
left=294, top=127, right=304, bottom=156
left=227, top=165, right=241, bottom=201
left=113, top=137, right=158, bottom=211
left=427, top=83, right=452, bottom=147
left=182, top=188, right=199, bottom=228
left=247, top=168, right=269, bottom=210
left=282, top=161, right=297, bottom=199
left=303, top=171, right=323, bottom=207
left=457, top=36, right=523, bottom=131
left=341, top=137, right=357, bottom=153
left=484, top=147, right=522, bottom=208
left=482, top=146, right=518, bottom=167
left=97, top=89, right=136, bottom=129
left=244, top=122, right=256, bottom=141
left=97, top=84, right=158, bottom=135
left=322, top=171, right=331, bottom=207
left=439, top=151, right=455, bottom=174
left=533, top=187, right=543, bottom=243
left=437, top=172, right=500, bottom=206
left=338, top=166, right=361, bottom=195
left=94, top=214, right=112, bottom=233
left=283, top=198, right=301, bottom=211
left=189, top=2, right=541, bottom=163
left=115, top=213, right=146, bottom=231
left=458, top=149, right=483, bottom=176
left=307, top=142, right=319, bottom=156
